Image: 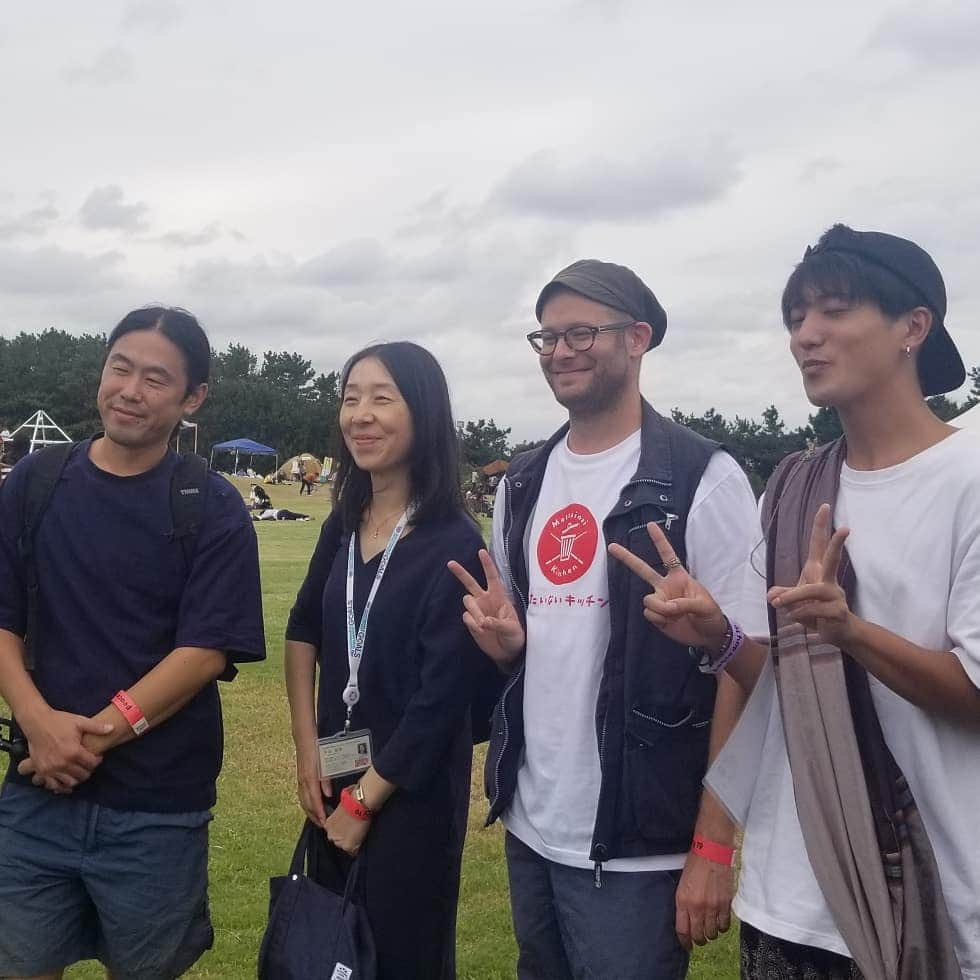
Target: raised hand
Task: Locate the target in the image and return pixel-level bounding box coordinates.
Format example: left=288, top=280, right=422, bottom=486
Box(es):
left=608, top=522, right=728, bottom=653
left=447, top=550, right=525, bottom=668
left=768, top=502, right=852, bottom=647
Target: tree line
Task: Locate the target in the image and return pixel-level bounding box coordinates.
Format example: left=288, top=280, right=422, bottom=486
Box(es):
left=0, top=330, right=342, bottom=469
left=2, top=329, right=977, bottom=487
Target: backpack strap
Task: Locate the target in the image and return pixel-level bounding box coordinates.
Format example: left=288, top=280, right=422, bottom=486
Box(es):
left=169, top=452, right=210, bottom=571
left=169, top=452, right=237, bottom=679
left=17, top=442, right=79, bottom=670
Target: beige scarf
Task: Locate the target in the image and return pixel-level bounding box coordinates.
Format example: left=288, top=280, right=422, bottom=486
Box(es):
left=762, top=439, right=961, bottom=980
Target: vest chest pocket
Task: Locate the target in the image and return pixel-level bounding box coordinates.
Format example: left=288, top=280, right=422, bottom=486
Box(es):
left=623, top=703, right=711, bottom=846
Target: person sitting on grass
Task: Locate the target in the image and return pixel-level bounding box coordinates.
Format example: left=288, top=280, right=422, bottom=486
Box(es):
left=248, top=483, right=272, bottom=510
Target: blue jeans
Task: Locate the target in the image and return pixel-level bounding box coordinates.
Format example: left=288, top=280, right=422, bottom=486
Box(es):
left=0, top=781, right=213, bottom=980
left=505, top=832, right=689, bottom=980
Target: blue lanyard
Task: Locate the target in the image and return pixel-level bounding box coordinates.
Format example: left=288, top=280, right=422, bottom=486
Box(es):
left=343, top=510, right=410, bottom=729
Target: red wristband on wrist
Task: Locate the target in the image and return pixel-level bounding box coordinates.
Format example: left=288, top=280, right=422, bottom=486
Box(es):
left=111, top=690, right=148, bottom=736
left=339, top=785, right=373, bottom=822
left=691, top=835, right=735, bottom=866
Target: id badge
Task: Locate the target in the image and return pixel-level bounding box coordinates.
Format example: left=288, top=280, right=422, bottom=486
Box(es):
left=317, top=729, right=373, bottom=779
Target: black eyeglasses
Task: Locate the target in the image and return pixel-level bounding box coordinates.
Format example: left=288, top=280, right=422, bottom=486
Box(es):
left=526, top=320, right=636, bottom=355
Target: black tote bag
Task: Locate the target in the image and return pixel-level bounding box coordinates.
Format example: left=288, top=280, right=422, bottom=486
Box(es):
left=258, top=820, right=376, bottom=980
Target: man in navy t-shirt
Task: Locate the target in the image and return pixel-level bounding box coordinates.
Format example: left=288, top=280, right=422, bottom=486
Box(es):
left=0, top=307, right=266, bottom=980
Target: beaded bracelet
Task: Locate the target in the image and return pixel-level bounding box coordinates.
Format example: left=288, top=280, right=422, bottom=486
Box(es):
left=694, top=616, right=745, bottom=675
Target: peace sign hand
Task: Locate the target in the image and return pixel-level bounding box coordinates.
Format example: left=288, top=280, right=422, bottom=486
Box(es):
left=609, top=522, right=729, bottom=654
left=767, top=502, right=853, bottom=648
left=448, top=550, right=526, bottom=669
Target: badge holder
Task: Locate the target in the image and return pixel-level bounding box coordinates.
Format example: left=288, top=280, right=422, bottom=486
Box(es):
left=317, top=688, right=373, bottom=780
left=321, top=511, right=407, bottom=783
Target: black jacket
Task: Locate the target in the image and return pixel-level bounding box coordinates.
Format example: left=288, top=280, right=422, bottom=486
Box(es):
left=485, top=401, right=722, bottom=866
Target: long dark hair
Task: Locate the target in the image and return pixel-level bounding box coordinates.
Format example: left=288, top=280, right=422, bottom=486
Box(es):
left=332, top=342, right=467, bottom=532
left=106, top=306, right=210, bottom=394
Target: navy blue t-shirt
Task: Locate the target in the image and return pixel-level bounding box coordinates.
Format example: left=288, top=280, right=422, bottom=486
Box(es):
left=0, top=439, right=266, bottom=812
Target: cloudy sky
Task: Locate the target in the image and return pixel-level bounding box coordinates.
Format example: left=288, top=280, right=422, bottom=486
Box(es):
left=2, top=0, right=979, bottom=439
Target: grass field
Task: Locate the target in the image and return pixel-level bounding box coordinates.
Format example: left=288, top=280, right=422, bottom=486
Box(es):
left=6, top=476, right=739, bottom=978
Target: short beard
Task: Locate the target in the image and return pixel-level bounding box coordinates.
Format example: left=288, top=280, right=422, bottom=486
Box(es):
left=547, top=364, right=630, bottom=417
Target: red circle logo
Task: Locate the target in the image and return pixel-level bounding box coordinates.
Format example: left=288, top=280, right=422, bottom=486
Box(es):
left=536, top=504, right=599, bottom=585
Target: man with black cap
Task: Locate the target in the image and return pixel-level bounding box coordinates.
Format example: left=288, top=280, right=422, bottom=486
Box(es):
left=723, top=225, right=980, bottom=978
left=450, top=259, right=764, bottom=977
left=611, top=226, right=980, bottom=978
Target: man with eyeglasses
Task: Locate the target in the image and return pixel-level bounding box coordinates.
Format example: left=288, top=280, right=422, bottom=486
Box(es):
left=451, top=259, right=763, bottom=978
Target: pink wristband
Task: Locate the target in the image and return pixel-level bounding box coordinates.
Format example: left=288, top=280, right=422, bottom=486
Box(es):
left=691, top=835, right=735, bottom=866
left=339, top=785, right=373, bottom=822
left=112, top=690, right=149, bottom=736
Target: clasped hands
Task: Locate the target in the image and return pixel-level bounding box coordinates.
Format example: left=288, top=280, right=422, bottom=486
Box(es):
left=295, top=741, right=371, bottom=857
left=15, top=706, right=114, bottom=794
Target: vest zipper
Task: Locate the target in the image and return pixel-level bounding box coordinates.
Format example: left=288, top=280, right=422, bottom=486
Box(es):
left=488, top=477, right=529, bottom=817
left=501, top=477, right=529, bottom=612
left=591, top=482, right=670, bottom=886
left=488, top=666, right=523, bottom=818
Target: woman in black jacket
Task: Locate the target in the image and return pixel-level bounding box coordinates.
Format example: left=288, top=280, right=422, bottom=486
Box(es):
left=284, top=341, right=491, bottom=980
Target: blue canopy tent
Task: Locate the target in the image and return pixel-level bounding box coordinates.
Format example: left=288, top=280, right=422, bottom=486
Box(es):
left=210, top=438, right=278, bottom=476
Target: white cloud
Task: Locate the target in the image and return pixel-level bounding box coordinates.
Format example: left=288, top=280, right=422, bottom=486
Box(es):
left=121, top=0, right=182, bottom=32
left=0, top=245, right=123, bottom=295
left=871, top=2, right=980, bottom=67
left=0, top=204, right=59, bottom=240
left=79, top=185, right=150, bottom=233
left=156, top=223, right=242, bottom=248
left=62, top=46, right=134, bottom=85
left=491, top=141, right=742, bottom=223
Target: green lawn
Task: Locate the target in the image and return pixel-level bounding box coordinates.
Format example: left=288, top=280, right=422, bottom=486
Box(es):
left=7, top=476, right=739, bottom=978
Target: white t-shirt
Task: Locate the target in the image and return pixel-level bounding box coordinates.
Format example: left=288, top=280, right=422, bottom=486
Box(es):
left=494, top=429, right=765, bottom=871
left=734, top=429, right=980, bottom=978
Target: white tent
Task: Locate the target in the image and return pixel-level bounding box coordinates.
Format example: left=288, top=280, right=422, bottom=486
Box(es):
left=11, top=410, right=72, bottom=452
left=954, top=402, right=980, bottom=432
left=270, top=452, right=322, bottom=482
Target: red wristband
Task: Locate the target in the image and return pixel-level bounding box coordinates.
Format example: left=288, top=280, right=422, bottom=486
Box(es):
left=111, top=690, right=149, bottom=736
left=339, top=785, right=373, bottom=822
left=691, top=835, right=735, bottom=866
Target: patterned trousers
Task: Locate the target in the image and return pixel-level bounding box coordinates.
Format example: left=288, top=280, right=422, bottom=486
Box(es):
left=740, top=922, right=864, bottom=980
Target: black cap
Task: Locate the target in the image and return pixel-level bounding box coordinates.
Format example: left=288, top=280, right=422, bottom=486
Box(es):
left=535, top=259, right=667, bottom=351
left=804, top=225, right=965, bottom=397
